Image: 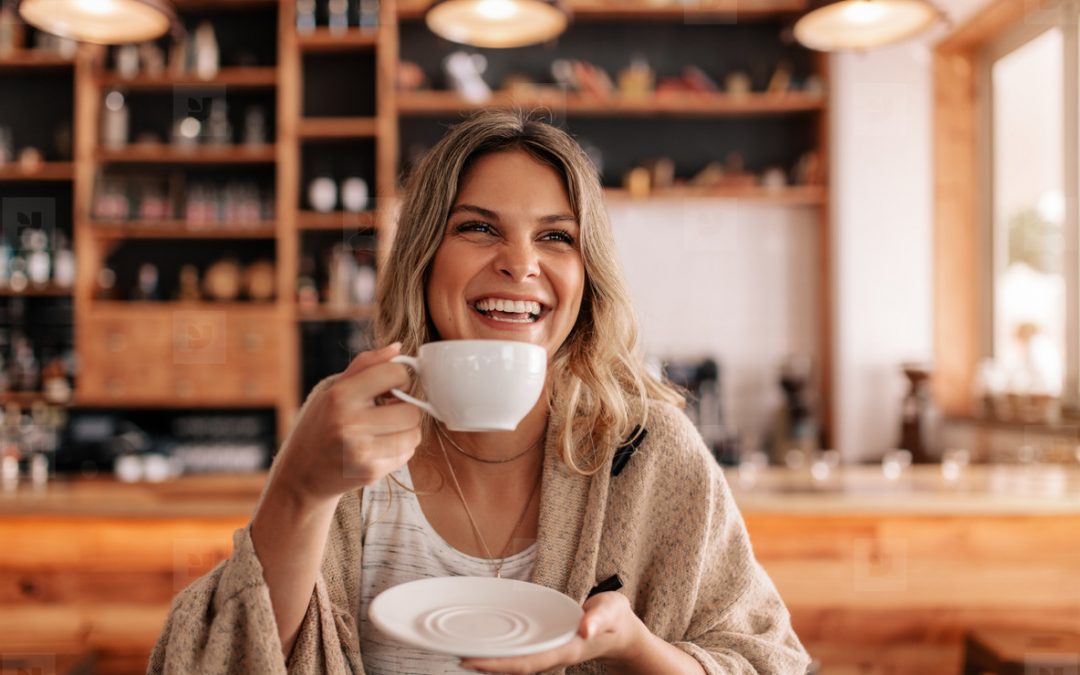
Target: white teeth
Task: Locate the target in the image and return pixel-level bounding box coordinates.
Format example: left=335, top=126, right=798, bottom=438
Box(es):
left=473, top=298, right=542, bottom=315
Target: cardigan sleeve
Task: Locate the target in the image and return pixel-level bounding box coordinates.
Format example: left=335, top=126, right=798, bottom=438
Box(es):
left=669, top=457, right=811, bottom=675
left=146, top=523, right=354, bottom=674
left=147, top=374, right=358, bottom=675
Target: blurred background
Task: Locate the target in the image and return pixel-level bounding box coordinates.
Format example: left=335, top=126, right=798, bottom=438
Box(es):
left=1, top=0, right=1078, bottom=672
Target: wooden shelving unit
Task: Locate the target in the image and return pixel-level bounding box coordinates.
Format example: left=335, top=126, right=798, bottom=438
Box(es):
left=0, top=390, right=70, bottom=406
left=397, top=0, right=808, bottom=20
left=296, top=28, right=379, bottom=52
left=604, top=184, right=826, bottom=204
left=297, top=210, right=378, bottom=230
left=0, top=284, right=72, bottom=297
left=0, top=162, right=74, bottom=181
left=96, top=67, right=278, bottom=90
left=90, top=221, right=277, bottom=239
left=1, top=0, right=832, bottom=445
left=0, top=49, right=74, bottom=71
left=297, top=304, right=376, bottom=322
left=397, top=90, right=825, bottom=117
left=297, top=116, right=379, bottom=138
left=95, top=144, right=278, bottom=164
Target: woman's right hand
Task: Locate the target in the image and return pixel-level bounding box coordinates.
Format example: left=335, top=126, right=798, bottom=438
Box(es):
left=269, top=342, right=423, bottom=506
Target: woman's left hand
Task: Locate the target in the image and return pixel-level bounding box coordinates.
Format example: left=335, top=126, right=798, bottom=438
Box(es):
left=459, top=592, right=644, bottom=674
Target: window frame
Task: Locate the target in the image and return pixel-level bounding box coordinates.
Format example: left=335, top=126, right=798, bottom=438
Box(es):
left=977, top=11, right=1078, bottom=408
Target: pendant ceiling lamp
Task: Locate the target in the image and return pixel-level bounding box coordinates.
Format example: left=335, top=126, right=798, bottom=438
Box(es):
left=18, top=0, right=177, bottom=45
left=426, top=0, right=567, bottom=48
left=793, top=0, right=942, bottom=52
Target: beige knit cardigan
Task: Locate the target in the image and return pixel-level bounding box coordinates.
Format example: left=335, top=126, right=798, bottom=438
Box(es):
left=149, top=375, right=810, bottom=675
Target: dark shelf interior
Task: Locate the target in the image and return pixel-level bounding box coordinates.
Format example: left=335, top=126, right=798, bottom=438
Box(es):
left=300, top=138, right=377, bottom=209
left=400, top=114, right=819, bottom=187
left=0, top=72, right=74, bottom=162
left=399, top=20, right=818, bottom=92
left=118, top=90, right=278, bottom=146
left=102, top=238, right=277, bottom=302
left=302, top=52, right=377, bottom=117
left=299, top=318, right=372, bottom=401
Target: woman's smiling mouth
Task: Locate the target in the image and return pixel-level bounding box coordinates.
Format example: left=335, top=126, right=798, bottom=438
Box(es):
left=469, top=297, right=549, bottom=324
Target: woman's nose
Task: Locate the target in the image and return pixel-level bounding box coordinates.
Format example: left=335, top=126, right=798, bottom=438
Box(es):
left=495, top=240, right=540, bottom=281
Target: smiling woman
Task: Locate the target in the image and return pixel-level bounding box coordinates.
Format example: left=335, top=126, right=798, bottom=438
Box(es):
left=148, top=110, right=811, bottom=675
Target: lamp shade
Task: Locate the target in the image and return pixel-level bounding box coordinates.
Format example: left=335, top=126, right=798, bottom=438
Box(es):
left=18, top=0, right=177, bottom=45
left=793, top=0, right=941, bottom=52
left=426, top=0, right=567, bottom=49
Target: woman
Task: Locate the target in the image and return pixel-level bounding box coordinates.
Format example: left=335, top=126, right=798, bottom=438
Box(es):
left=149, top=110, right=810, bottom=674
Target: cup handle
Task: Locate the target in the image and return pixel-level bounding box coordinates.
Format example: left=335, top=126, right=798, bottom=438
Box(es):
left=389, top=355, right=440, bottom=420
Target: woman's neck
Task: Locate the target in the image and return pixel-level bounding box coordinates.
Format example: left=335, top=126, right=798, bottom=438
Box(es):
left=415, top=398, right=549, bottom=497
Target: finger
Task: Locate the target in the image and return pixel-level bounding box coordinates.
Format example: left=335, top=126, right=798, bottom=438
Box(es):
left=579, top=592, right=626, bottom=638
left=344, top=426, right=422, bottom=463
left=345, top=401, right=422, bottom=436
left=334, top=361, right=413, bottom=407
left=341, top=342, right=401, bottom=379
left=460, top=641, right=578, bottom=674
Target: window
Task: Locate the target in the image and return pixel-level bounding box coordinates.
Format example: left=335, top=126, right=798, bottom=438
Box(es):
left=980, top=14, right=1075, bottom=404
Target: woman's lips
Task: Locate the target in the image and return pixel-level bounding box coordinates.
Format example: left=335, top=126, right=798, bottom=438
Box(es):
left=469, top=304, right=549, bottom=330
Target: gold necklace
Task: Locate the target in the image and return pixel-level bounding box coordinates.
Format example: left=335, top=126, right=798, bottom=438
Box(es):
left=434, top=431, right=543, bottom=579
left=435, top=422, right=542, bottom=464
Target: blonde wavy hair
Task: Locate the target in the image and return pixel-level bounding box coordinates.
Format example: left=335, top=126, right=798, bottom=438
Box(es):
left=375, top=110, right=683, bottom=476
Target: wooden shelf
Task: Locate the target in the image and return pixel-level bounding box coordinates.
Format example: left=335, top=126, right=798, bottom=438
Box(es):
left=396, top=90, right=825, bottom=117
left=0, top=284, right=72, bottom=297
left=398, top=0, right=807, bottom=20
left=297, top=304, right=375, bottom=322
left=0, top=162, right=73, bottom=181
left=96, top=67, right=278, bottom=91
left=172, top=0, right=279, bottom=11
left=0, top=390, right=71, bottom=406
left=296, top=29, right=379, bottom=52
left=0, top=50, right=74, bottom=72
left=71, top=396, right=279, bottom=409
left=604, top=184, right=826, bottom=205
left=96, top=144, right=277, bottom=164
left=90, top=300, right=277, bottom=312
left=298, top=210, right=377, bottom=230
left=298, top=117, right=378, bottom=139
left=91, top=221, right=277, bottom=239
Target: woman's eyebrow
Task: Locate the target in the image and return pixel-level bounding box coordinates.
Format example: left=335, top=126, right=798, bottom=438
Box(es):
left=449, top=203, right=577, bottom=225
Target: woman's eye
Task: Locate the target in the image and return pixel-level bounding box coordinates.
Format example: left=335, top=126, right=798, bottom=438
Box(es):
left=542, top=230, right=575, bottom=244
left=456, top=221, right=494, bottom=235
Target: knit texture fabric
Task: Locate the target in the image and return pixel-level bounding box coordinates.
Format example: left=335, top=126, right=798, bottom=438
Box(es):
left=148, top=374, right=810, bottom=674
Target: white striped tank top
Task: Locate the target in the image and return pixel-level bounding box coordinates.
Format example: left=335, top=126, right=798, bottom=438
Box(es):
left=359, top=463, right=538, bottom=675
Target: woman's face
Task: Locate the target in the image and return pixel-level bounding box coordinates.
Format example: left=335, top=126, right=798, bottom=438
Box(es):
left=426, top=149, right=585, bottom=359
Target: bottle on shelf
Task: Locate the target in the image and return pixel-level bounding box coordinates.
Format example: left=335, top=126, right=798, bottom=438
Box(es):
left=297, top=254, right=319, bottom=311
left=132, top=262, right=160, bottom=301
left=341, top=168, right=370, bottom=213
left=101, top=90, right=129, bottom=148
left=204, top=98, right=232, bottom=145
left=329, top=0, right=349, bottom=32
left=193, top=22, right=220, bottom=81
left=95, top=266, right=118, bottom=300
left=177, top=264, right=202, bottom=302
left=352, top=249, right=376, bottom=305
left=9, top=335, right=40, bottom=392
left=357, top=0, right=379, bottom=28
left=24, top=228, right=51, bottom=288
left=308, top=165, right=338, bottom=213
left=297, top=0, right=317, bottom=33
left=52, top=232, right=75, bottom=290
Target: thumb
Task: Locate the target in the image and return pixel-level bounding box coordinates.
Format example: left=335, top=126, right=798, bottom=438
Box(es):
left=342, top=342, right=402, bottom=378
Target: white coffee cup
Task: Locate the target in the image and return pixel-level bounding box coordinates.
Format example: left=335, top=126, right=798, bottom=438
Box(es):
left=390, top=340, right=547, bottom=432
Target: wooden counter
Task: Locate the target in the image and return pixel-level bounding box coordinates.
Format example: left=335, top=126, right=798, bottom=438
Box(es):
left=2, top=466, right=1079, bottom=674
left=731, top=466, right=1080, bottom=675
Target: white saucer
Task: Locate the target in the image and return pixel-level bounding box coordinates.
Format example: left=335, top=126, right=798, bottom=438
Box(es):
left=368, top=576, right=584, bottom=658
